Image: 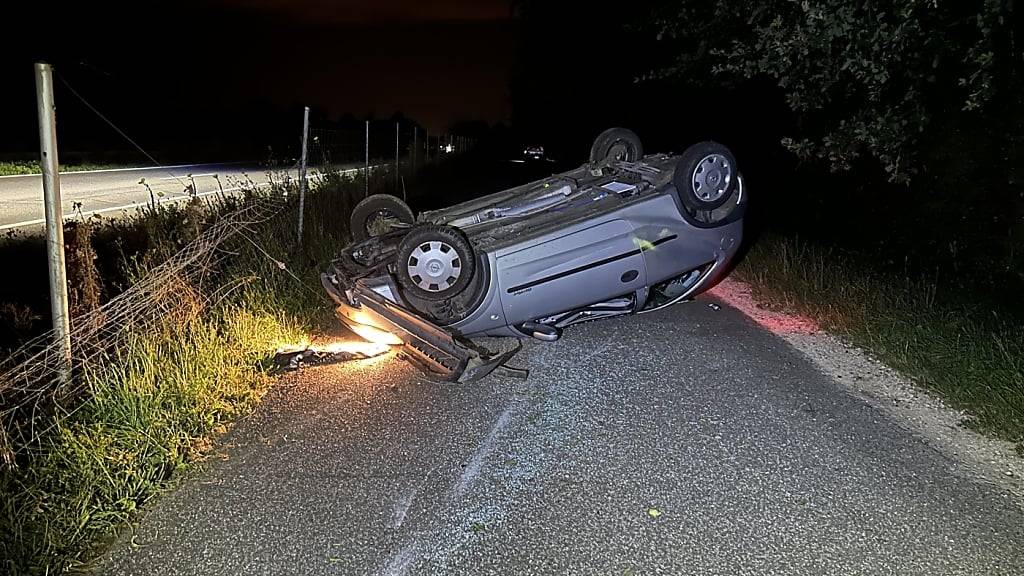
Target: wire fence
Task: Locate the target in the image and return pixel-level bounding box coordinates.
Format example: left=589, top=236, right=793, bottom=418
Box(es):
left=0, top=190, right=293, bottom=465
left=307, top=122, right=476, bottom=170
left=0, top=66, right=478, bottom=467
left=306, top=121, right=477, bottom=194
left=0, top=119, right=480, bottom=464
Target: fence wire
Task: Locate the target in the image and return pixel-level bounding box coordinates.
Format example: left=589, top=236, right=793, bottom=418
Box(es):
left=0, top=188, right=293, bottom=467
left=308, top=122, right=478, bottom=177
left=0, top=112, right=479, bottom=466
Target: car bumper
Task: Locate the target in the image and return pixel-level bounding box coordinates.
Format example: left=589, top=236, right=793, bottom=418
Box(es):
left=320, top=274, right=522, bottom=381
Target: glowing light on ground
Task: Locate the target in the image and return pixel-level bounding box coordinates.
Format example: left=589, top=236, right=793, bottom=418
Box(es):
left=276, top=339, right=391, bottom=359
left=317, top=340, right=391, bottom=357
left=272, top=337, right=394, bottom=373
left=708, top=278, right=820, bottom=335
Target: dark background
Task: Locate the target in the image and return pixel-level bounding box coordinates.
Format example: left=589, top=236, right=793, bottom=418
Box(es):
left=0, top=0, right=516, bottom=161
left=0, top=0, right=1020, bottom=309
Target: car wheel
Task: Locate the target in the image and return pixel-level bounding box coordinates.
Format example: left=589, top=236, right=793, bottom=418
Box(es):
left=396, top=225, right=476, bottom=301
left=350, top=194, right=415, bottom=242
left=589, top=127, right=644, bottom=164
left=673, top=142, right=739, bottom=211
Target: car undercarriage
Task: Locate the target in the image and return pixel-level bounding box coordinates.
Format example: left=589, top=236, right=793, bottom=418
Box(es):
left=322, top=128, right=747, bottom=381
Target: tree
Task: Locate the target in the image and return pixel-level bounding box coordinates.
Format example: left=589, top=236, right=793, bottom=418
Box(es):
left=646, top=0, right=1014, bottom=182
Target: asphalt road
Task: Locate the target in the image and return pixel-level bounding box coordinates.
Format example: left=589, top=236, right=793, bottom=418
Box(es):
left=0, top=163, right=360, bottom=231
left=98, top=293, right=1024, bottom=575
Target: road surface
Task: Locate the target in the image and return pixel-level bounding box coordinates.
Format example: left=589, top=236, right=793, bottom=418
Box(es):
left=98, top=289, right=1023, bottom=575
left=0, top=163, right=361, bottom=231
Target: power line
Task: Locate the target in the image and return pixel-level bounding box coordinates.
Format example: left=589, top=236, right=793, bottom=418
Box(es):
left=54, top=71, right=188, bottom=188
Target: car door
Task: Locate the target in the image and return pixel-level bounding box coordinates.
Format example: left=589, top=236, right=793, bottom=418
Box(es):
left=496, top=219, right=647, bottom=326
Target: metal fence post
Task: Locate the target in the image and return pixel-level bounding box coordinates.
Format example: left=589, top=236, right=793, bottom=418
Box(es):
left=297, top=106, right=309, bottom=241
left=34, top=62, right=72, bottom=377
left=364, top=120, right=370, bottom=198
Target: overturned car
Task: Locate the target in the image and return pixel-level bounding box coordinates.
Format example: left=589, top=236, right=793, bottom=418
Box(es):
left=322, top=128, right=747, bottom=381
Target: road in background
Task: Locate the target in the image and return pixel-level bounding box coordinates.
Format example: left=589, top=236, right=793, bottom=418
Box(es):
left=0, top=163, right=361, bottom=230
left=99, top=292, right=1023, bottom=575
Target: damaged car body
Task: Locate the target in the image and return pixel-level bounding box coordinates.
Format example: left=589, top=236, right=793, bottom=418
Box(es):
left=321, top=128, right=747, bottom=381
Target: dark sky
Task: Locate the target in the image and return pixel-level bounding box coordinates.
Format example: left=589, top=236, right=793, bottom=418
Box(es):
left=206, top=0, right=517, bottom=129
left=0, top=0, right=518, bottom=155
left=214, top=0, right=512, bottom=22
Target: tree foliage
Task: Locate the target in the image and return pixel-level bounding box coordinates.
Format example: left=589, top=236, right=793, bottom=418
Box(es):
left=647, top=0, right=1015, bottom=181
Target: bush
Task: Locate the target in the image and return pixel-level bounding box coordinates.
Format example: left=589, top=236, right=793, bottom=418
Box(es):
left=647, top=0, right=1015, bottom=181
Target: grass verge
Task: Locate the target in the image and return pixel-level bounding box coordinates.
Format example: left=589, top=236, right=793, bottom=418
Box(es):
left=0, top=161, right=135, bottom=176
left=735, top=235, right=1024, bottom=452
left=0, top=168, right=381, bottom=574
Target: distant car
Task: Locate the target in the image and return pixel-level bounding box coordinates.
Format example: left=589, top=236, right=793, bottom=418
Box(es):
left=322, top=128, right=747, bottom=381
left=522, top=145, right=545, bottom=161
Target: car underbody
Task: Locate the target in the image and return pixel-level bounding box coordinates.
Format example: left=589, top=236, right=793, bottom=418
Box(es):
left=322, top=128, right=747, bottom=381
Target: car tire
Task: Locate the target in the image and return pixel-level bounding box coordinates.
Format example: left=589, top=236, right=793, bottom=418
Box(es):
left=396, top=225, right=476, bottom=301
left=589, top=127, right=644, bottom=164
left=673, top=142, right=739, bottom=211
left=350, top=194, right=415, bottom=242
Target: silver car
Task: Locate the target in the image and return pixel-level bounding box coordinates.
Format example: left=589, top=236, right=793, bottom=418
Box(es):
left=322, top=128, right=746, bottom=381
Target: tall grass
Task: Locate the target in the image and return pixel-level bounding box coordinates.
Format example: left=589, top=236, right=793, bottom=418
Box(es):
left=0, top=168, right=386, bottom=574
left=736, top=235, right=1024, bottom=451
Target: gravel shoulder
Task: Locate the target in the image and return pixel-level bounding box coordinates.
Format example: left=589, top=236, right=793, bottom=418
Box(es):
left=712, top=278, right=1024, bottom=497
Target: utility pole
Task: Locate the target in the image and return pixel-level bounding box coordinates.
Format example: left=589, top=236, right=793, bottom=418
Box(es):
left=364, top=120, right=370, bottom=198
left=395, top=121, right=400, bottom=190
left=425, top=129, right=430, bottom=163
left=34, top=62, right=71, bottom=376
left=297, top=106, right=309, bottom=241
left=412, top=127, right=418, bottom=172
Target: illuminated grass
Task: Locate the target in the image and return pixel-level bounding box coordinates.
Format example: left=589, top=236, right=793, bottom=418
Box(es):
left=0, top=168, right=390, bottom=574
left=736, top=235, right=1024, bottom=452
left=0, top=161, right=132, bottom=176
left=0, top=308, right=305, bottom=572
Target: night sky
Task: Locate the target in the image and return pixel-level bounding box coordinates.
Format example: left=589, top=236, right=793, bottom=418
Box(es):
left=0, top=0, right=518, bottom=155
left=206, top=0, right=517, bottom=129
left=0, top=0, right=782, bottom=165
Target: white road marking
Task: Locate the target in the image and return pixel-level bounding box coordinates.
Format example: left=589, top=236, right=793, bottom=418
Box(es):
left=0, top=184, right=269, bottom=231
left=453, top=403, right=515, bottom=497
left=155, top=172, right=229, bottom=180
left=377, top=540, right=419, bottom=576
left=0, top=162, right=248, bottom=179
left=0, top=218, right=44, bottom=230
left=0, top=166, right=364, bottom=231
left=390, top=488, right=418, bottom=529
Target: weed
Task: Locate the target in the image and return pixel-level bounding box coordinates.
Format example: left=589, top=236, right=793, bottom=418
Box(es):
left=65, top=221, right=103, bottom=319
